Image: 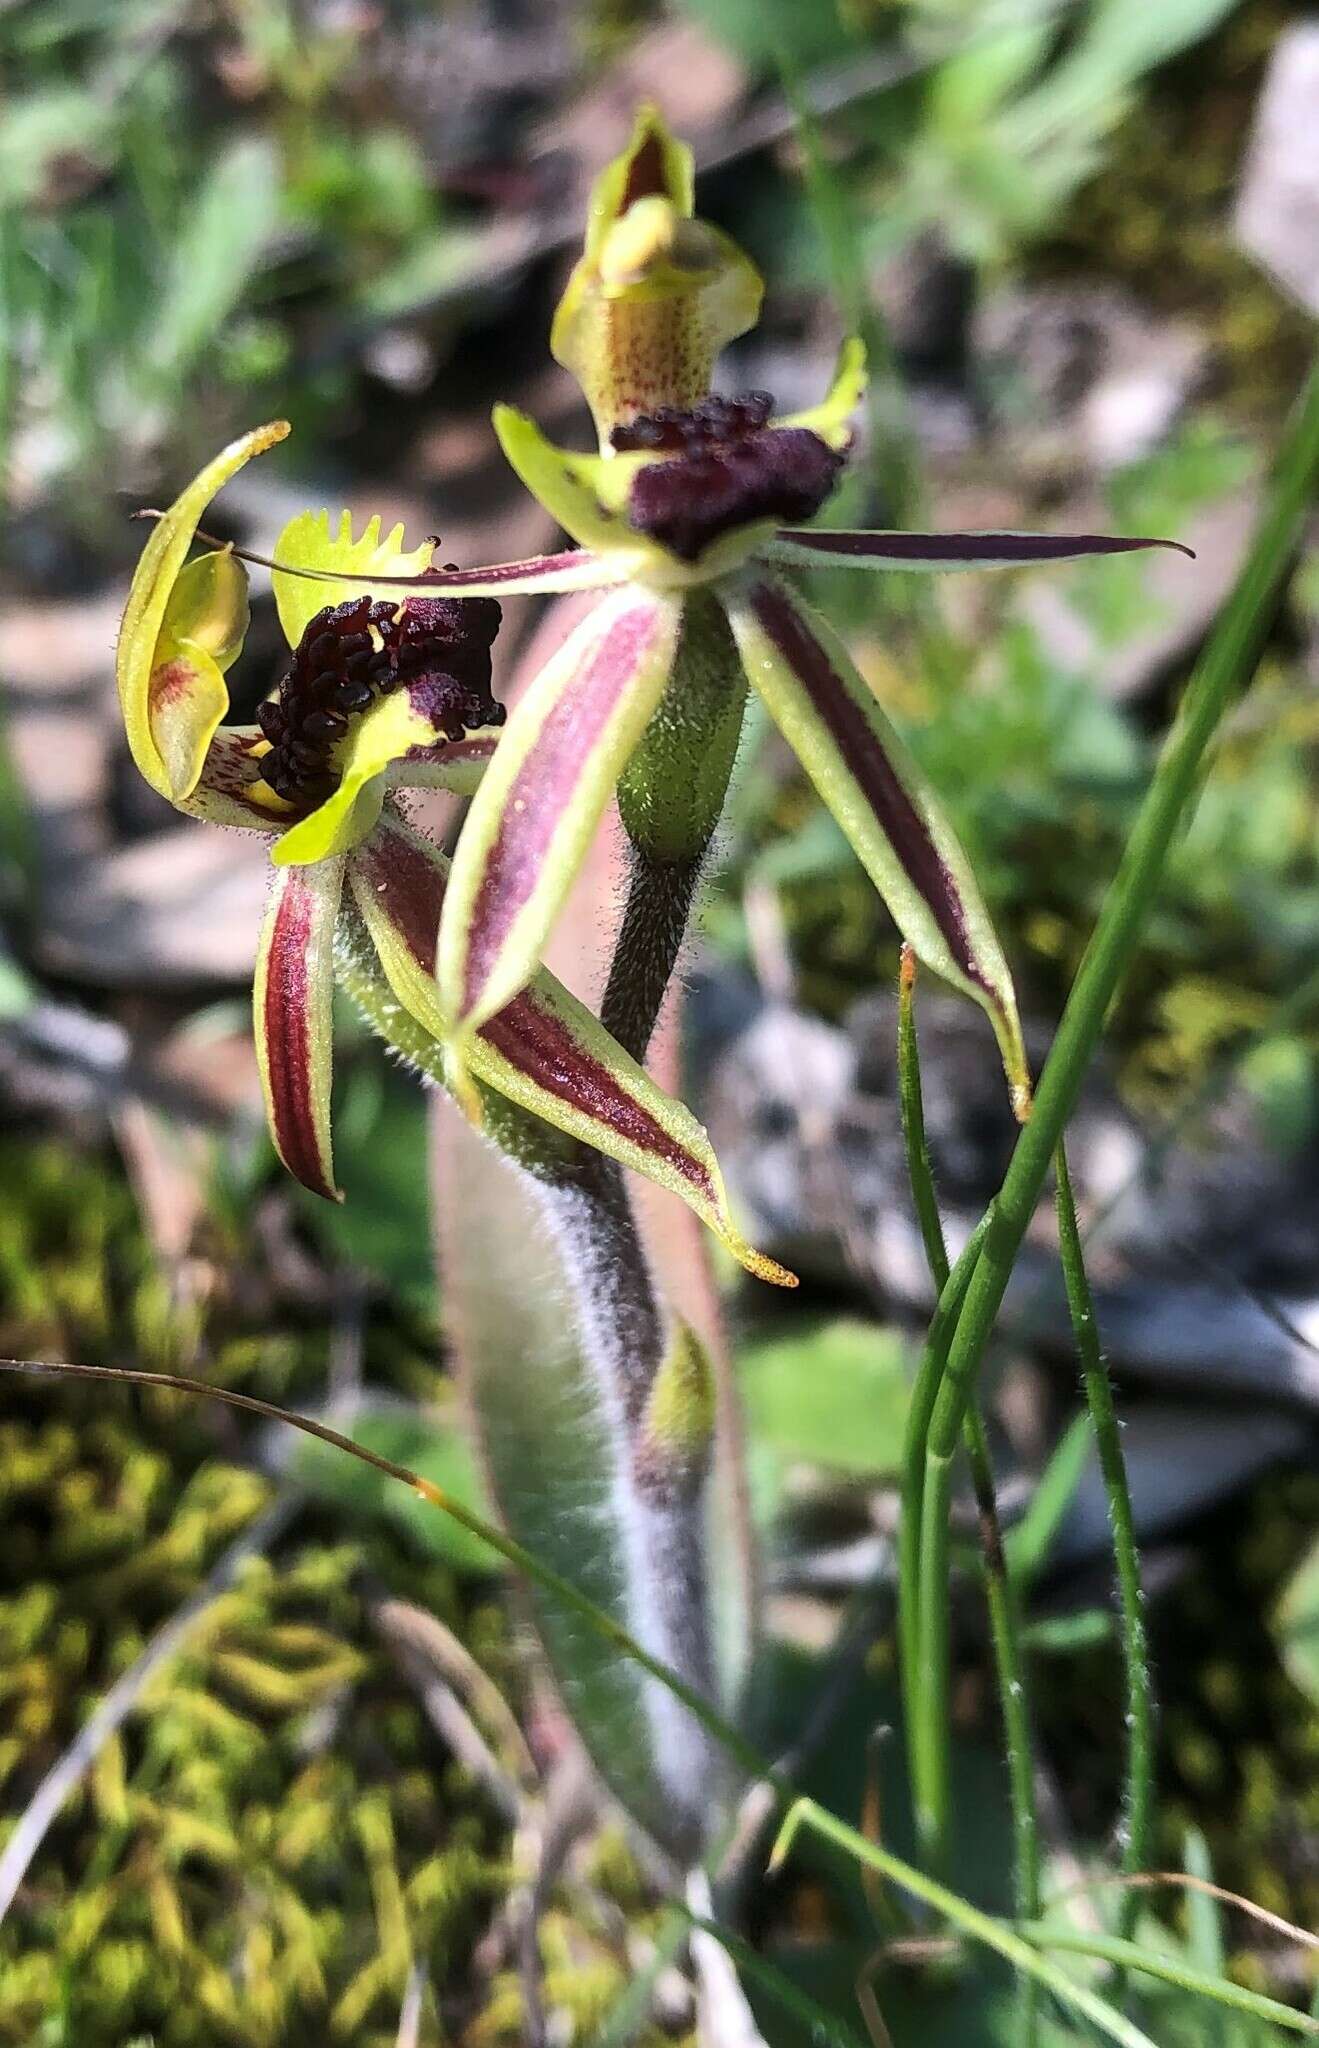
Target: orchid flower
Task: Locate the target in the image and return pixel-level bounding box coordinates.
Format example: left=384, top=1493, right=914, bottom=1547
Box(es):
left=337, top=107, right=1189, bottom=1116
left=114, top=421, right=790, bottom=1284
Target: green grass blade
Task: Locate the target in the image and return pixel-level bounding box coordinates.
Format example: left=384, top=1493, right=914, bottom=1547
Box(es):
left=1020, top=1925, right=1318, bottom=2037
left=1056, top=1143, right=1153, bottom=1941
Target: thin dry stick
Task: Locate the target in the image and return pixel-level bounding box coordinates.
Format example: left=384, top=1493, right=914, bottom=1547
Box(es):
left=1050, top=1872, right=1319, bottom=1952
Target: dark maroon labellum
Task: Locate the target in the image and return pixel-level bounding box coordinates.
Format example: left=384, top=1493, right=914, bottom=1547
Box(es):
left=611, top=393, right=846, bottom=562
left=257, top=588, right=504, bottom=806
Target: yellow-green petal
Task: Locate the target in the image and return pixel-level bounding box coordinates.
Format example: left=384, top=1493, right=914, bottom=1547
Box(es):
left=271, top=509, right=436, bottom=650
left=776, top=336, right=868, bottom=451
left=115, top=421, right=288, bottom=800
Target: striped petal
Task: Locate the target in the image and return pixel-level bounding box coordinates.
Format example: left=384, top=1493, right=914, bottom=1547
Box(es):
left=439, top=586, right=682, bottom=1033
left=765, top=528, right=1195, bottom=573
left=350, top=813, right=792, bottom=1286
left=726, top=575, right=1031, bottom=1116
left=116, top=422, right=288, bottom=800
left=253, top=856, right=344, bottom=1201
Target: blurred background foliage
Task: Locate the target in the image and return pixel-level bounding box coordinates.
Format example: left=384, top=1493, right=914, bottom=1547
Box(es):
left=1, top=0, right=1316, bottom=2042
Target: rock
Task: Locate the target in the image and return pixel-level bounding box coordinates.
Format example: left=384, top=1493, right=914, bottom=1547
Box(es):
left=974, top=284, right=1209, bottom=476
left=37, top=827, right=271, bottom=986
left=697, top=971, right=1319, bottom=1408
left=1235, top=25, right=1319, bottom=317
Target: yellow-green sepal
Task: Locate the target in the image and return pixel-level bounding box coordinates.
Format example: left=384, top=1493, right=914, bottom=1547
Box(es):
left=271, top=509, right=436, bottom=650
left=115, top=421, right=288, bottom=801
left=777, top=336, right=868, bottom=451
left=550, top=106, right=762, bottom=442
left=581, top=105, right=695, bottom=263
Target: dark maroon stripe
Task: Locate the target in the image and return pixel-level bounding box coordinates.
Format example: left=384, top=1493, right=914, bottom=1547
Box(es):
left=264, top=872, right=335, bottom=1199
left=775, top=528, right=1194, bottom=563
left=464, top=602, right=659, bottom=1011
left=482, top=996, right=713, bottom=1198
left=621, top=130, right=670, bottom=210
left=360, top=817, right=711, bottom=1192
left=356, top=820, right=445, bottom=972
left=749, top=580, right=989, bottom=995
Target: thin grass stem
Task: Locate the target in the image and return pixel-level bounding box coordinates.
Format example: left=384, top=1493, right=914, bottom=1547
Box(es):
left=912, top=351, right=1319, bottom=1879
left=9, top=1355, right=1265, bottom=2048
left=896, top=952, right=1040, bottom=2039
left=1016, top=1925, right=1317, bottom=2036
left=1056, top=1143, right=1152, bottom=1942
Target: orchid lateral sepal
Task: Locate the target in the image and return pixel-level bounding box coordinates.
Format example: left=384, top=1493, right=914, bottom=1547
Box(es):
left=254, top=856, right=344, bottom=1202
left=725, top=572, right=1032, bottom=1117
left=348, top=812, right=794, bottom=1287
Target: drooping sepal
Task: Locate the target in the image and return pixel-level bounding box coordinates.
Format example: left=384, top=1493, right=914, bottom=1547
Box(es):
left=726, top=576, right=1031, bottom=1116
left=550, top=105, right=763, bottom=443
left=350, top=813, right=794, bottom=1285
left=116, top=421, right=288, bottom=801
left=253, top=856, right=345, bottom=1200
left=438, top=587, right=683, bottom=1033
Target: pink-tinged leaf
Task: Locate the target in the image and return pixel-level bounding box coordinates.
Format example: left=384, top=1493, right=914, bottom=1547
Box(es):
left=253, top=857, right=345, bottom=1200
left=726, top=576, right=1031, bottom=1116
left=439, top=587, right=682, bottom=1033
left=350, top=814, right=793, bottom=1285
left=765, top=528, right=1194, bottom=572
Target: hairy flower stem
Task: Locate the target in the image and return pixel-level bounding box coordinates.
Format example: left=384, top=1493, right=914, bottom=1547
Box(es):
left=607, top=589, right=749, bottom=1063
left=600, top=848, right=704, bottom=1064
